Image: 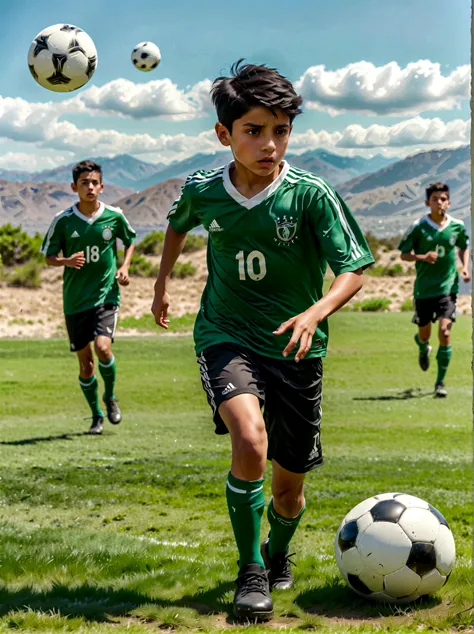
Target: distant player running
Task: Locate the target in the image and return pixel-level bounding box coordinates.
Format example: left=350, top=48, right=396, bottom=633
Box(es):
left=151, top=60, right=374, bottom=621
left=398, top=182, right=470, bottom=397
left=41, top=160, right=136, bottom=434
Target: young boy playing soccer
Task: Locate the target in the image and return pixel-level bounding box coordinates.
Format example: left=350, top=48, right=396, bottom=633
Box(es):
left=41, top=160, right=136, bottom=435
left=151, top=60, right=374, bottom=621
left=398, top=182, right=470, bottom=398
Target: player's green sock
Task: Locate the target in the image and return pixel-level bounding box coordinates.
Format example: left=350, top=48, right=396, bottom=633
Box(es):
left=99, top=355, right=116, bottom=400
left=436, top=345, right=452, bottom=384
left=226, top=472, right=265, bottom=569
left=267, top=498, right=306, bottom=557
left=414, top=333, right=429, bottom=353
left=79, top=375, right=104, bottom=417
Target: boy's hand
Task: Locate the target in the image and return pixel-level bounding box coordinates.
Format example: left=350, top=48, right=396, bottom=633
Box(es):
left=116, top=266, right=130, bottom=286
left=461, top=268, right=471, bottom=283
left=274, top=305, right=322, bottom=362
left=151, top=290, right=171, bottom=329
left=423, top=251, right=438, bottom=264
left=66, top=251, right=85, bottom=269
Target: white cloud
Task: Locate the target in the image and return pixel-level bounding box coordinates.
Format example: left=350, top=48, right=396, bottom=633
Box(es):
left=78, top=78, right=213, bottom=120
left=0, top=152, right=73, bottom=171
left=295, top=60, right=470, bottom=116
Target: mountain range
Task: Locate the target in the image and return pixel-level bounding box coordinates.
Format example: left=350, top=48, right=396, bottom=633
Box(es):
left=0, top=145, right=469, bottom=238
left=0, top=149, right=396, bottom=190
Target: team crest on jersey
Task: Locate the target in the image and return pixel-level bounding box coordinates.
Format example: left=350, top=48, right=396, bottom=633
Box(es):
left=274, top=216, right=298, bottom=245
left=102, top=226, right=113, bottom=241
left=449, top=235, right=456, bottom=246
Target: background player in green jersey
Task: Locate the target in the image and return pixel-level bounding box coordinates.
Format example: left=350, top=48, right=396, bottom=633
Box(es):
left=398, top=182, right=470, bottom=398
left=151, top=60, right=374, bottom=621
left=41, top=160, right=136, bottom=435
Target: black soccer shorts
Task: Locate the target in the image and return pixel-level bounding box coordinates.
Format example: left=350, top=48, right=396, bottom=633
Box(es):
left=65, top=303, right=119, bottom=352
left=197, top=342, right=323, bottom=473
left=412, top=293, right=457, bottom=328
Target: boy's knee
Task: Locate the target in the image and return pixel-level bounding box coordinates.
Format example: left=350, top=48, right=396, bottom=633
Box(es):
left=94, top=339, right=112, bottom=358
left=79, top=357, right=94, bottom=377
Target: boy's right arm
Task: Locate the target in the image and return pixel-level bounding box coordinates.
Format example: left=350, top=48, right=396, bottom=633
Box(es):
left=151, top=224, right=188, bottom=329
left=400, top=251, right=438, bottom=263
left=45, top=252, right=86, bottom=268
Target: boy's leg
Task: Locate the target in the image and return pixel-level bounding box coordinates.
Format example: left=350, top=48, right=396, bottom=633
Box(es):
left=261, top=462, right=305, bottom=589
left=261, top=355, right=323, bottom=590
left=219, top=394, right=273, bottom=620
left=414, top=324, right=432, bottom=372
left=76, top=344, right=104, bottom=434
left=94, top=305, right=121, bottom=424
left=197, top=345, right=272, bottom=620
left=435, top=317, right=452, bottom=397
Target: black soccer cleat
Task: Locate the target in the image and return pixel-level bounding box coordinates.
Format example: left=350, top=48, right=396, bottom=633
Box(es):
left=261, top=538, right=295, bottom=590
left=88, top=415, right=104, bottom=435
left=435, top=382, right=448, bottom=398
left=418, top=345, right=432, bottom=371
left=104, top=397, right=122, bottom=424
left=233, top=563, right=273, bottom=621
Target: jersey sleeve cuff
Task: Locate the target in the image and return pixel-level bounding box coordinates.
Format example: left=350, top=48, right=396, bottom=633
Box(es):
left=331, top=254, right=376, bottom=275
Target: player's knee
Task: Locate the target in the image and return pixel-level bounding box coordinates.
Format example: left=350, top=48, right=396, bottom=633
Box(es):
left=273, top=483, right=304, bottom=515
left=94, top=340, right=111, bottom=358
left=233, top=423, right=267, bottom=464
left=79, top=358, right=94, bottom=377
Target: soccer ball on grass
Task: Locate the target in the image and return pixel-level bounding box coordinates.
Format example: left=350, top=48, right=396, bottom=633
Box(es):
left=27, top=24, right=97, bottom=92
left=334, top=492, right=455, bottom=603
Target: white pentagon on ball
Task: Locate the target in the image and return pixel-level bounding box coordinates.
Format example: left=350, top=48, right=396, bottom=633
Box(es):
left=335, top=492, right=456, bottom=603
left=131, top=41, right=161, bottom=71
left=27, top=24, right=97, bottom=92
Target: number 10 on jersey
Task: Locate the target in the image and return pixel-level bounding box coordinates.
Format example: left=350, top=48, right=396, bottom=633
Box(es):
left=236, top=250, right=267, bottom=281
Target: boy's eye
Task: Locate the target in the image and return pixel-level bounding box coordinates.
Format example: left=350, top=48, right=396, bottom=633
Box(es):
left=246, top=128, right=259, bottom=135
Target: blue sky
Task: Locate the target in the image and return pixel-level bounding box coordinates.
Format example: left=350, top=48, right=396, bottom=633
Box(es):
left=0, top=0, right=470, bottom=169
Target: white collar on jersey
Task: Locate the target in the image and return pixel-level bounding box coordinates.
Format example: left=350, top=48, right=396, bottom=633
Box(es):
left=222, top=160, right=290, bottom=210
left=424, top=213, right=452, bottom=231
left=72, top=202, right=105, bottom=224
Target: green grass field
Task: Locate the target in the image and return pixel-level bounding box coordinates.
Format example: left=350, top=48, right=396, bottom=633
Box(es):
left=0, top=313, right=472, bottom=633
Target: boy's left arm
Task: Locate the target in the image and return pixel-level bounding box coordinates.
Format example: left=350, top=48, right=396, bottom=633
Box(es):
left=274, top=269, right=364, bottom=361
left=458, top=248, right=470, bottom=282
left=116, top=242, right=135, bottom=286
left=115, top=212, right=137, bottom=286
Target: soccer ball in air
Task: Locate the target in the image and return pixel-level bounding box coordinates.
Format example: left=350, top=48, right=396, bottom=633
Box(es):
left=27, top=24, right=97, bottom=92
left=335, top=492, right=455, bottom=603
left=131, top=42, right=161, bottom=71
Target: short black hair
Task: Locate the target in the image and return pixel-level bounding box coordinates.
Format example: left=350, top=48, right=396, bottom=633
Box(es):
left=72, top=160, right=103, bottom=184
left=426, top=182, right=449, bottom=201
left=210, top=59, right=303, bottom=132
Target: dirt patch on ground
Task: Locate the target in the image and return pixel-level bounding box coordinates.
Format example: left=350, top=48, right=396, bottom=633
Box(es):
left=0, top=249, right=470, bottom=339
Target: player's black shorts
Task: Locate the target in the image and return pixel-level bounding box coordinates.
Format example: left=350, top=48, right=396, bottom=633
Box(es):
left=197, top=343, right=323, bottom=474
left=412, top=293, right=457, bottom=328
left=65, top=303, right=119, bottom=352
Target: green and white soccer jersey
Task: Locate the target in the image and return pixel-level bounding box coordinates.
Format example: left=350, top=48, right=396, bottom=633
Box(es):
left=41, top=202, right=136, bottom=315
left=168, top=160, right=374, bottom=360
left=398, top=214, right=469, bottom=299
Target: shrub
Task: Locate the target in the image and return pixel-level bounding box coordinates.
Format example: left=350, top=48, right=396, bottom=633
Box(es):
left=135, top=231, right=165, bottom=255
left=400, top=298, right=414, bottom=312
left=364, top=232, right=402, bottom=262
left=8, top=260, right=42, bottom=288
left=366, top=263, right=405, bottom=277
left=353, top=297, right=391, bottom=312
left=0, top=224, right=44, bottom=266
left=171, top=261, right=197, bottom=278
left=129, top=254, right=159, bottom=278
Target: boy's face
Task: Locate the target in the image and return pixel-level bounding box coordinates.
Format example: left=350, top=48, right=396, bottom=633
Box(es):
left=72, top=170, right=104, bottom=202
left=215, top=106, right=292, bottom=176
left=426, top=191, right=450, bottom=216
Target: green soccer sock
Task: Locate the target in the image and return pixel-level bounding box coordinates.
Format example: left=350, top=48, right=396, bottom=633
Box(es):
left=436, top=345, right=452, bottom=385
left=226, top=472, right=265, bottom=569
left=414, top=333, right=429, bottom=353
left=267, top=498, right=306, bottom=557
left=98, top=355, right=116, bottom=401
left=79, top=375, right=104, bottom=417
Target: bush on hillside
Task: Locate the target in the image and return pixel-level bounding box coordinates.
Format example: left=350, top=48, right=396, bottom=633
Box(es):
left=8, top=260, right=42, bottom=288
left=352, top=297, right=391, bottom=312
left=0, top=224, right=43, bottom=266
left=135, top=231, right=165, bottom=255
left=364, top=232, right=402, bottom=262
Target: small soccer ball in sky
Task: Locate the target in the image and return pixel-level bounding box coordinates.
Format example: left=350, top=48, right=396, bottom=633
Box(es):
left=334, top=492, right=455, bottom=603
left=131, top=42, right=161, bottom=72
left=27, top=24, right=97, bottom=92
